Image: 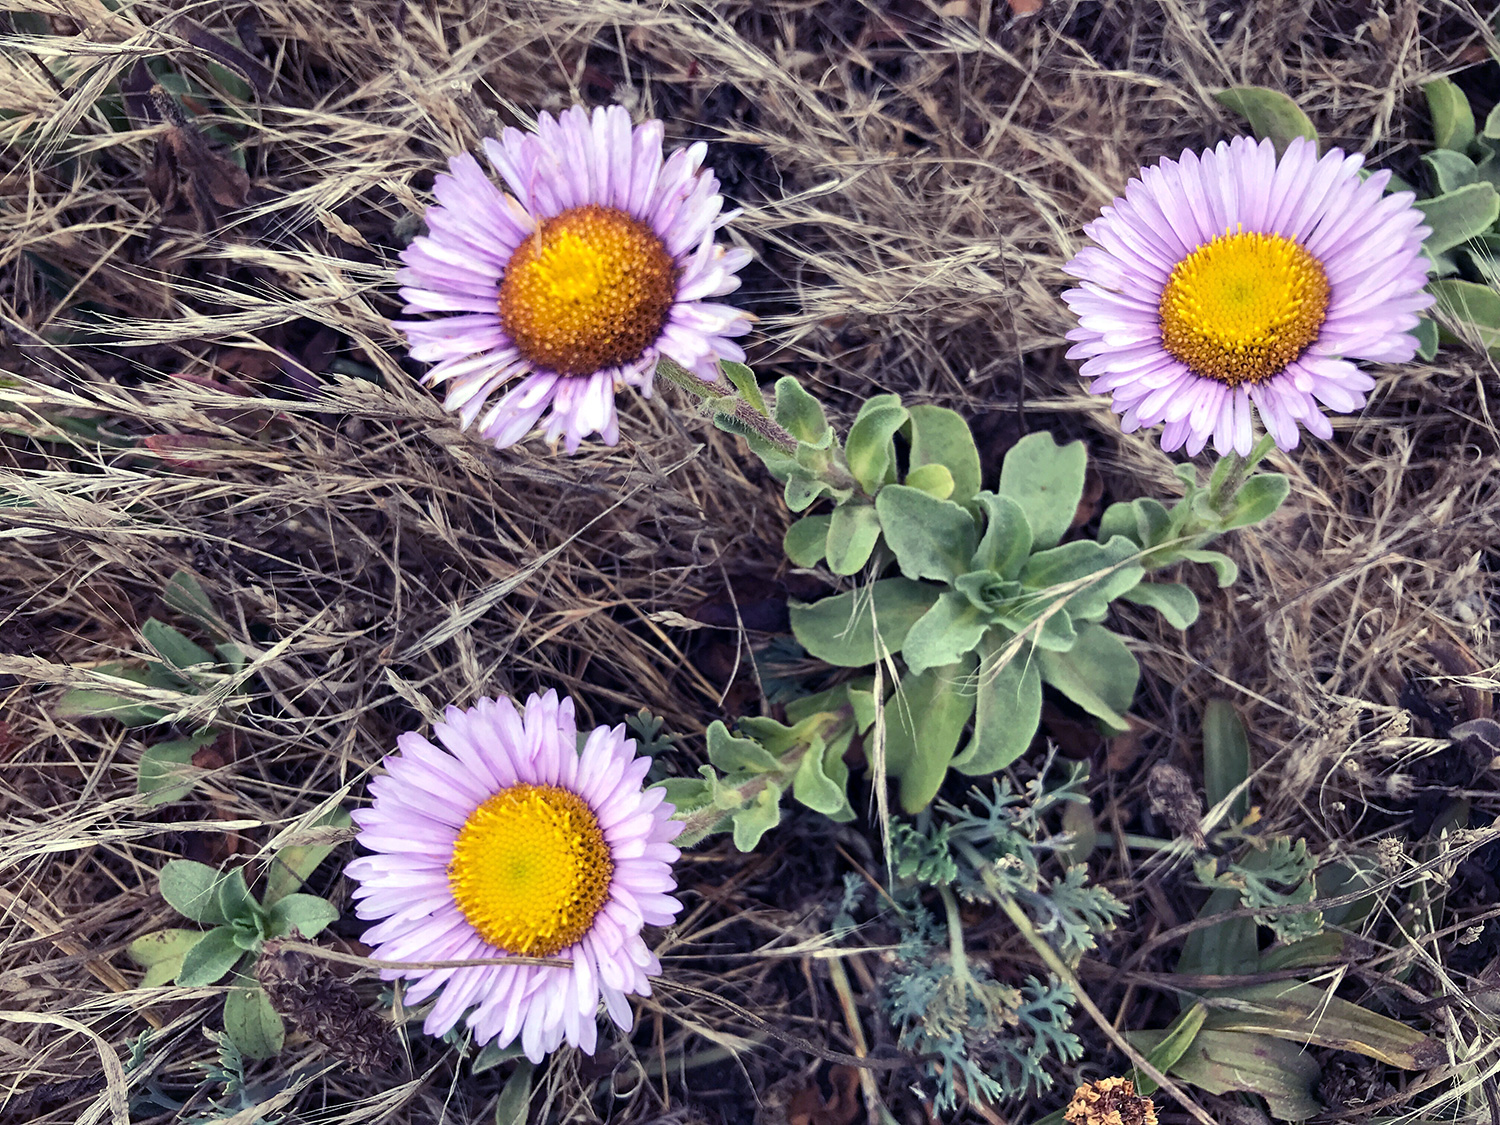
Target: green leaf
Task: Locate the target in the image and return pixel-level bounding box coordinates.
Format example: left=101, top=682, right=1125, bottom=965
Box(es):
left=825, top=504, right=883, bottom=576
left=160, top=860, right=230, bottom=925
left=128, top=928, right=203, bottom=988
left=1019, top=536, right=1144, bottom=621
left=997, top=432, right=1087, bottom=551
left=223, top=984, right=285, bottom=1059
left=843, top=394, right=909, bottom=494
left=905, top=404, right=981, bottom=505
left=1127, top=1029, right=1320, bottom=1121
left=1198, top=980, right=1444, bottom=1070
left=1119, top=582, right=1199, bottom=629
left=792, top=734, right=847, bottom=816
left=1179, top=548, right=1238, bottom=587
left=162, top=570, right=230, bottom=641
left=1214, top=87, right=1317, bottom=152
left=216, top=867, right=258, bottom=927
left=732, top=783, right=782, bottom=851
left=790, top=577, right=940, bottom=667
left=1488, top=102, right=1500, bottom=141
left=969, top=492, right=1032, bottom=578
left=1413, top=316, right=1439, bottom=360
left=784, top=473, right=834, bottom=513
left=902, top=462, right=954, bottom=499
left=1425, top=78, right=1476, bottom=152
left=720, top=360, right=768, bottom=417
left=1037, top=623, right=1139, bottom=732
left=472, top=1039, right=527, bottom=1075
left=950, top=634, right=1042, bottom=775
left=655, top=776, right=714, bottom=816
left=783, top=514, right=831, bottom=567
left=884, top=655, right=978, bottom=812
left=1422, top=148, right=1478, bottom=193
left=265, top=893, right=338, bottom=940
left=874, top=485, right=978, bottom=583
left=1430, top=277, right=1500, bottom=352
left=137, top=730, right=219, bottom=807
left=141, top=618, right=214, bottom=672
left=706, top=721, right=780, bottom=774
left=1178, top=888, right=1258, bottom=977
left=1221, top=472, right=1289, bottom=531
left=772, top=376, right=831, bottom=444
left=1416, top=183, right=1500, bottom=255
left=264, top=806, right=353, bottom=907
left=55, top=688, right=169, bottom=727
left=1258, top=931, right=1346, bottom=973
left=901, top=591, right=991, bottom=677
left=176, top=926, right=244, bottom=986
left=495, top=1058, right=534, bottom=1125
left=1132, top=1003, right=1208, bottom=1096
left=1203, top=699, right=1251, bottom=823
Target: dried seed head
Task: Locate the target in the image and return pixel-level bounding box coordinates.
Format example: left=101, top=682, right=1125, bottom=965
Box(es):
left=1065, top=1077, right=1158, bottom=1125
left=1146, top=761, right=1204, bottom=847
left=257, top=941, right=400, bottom=1073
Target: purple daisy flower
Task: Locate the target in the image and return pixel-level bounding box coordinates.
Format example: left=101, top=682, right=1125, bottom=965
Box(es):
left=346, top=691, right=683, bottom=1062
left=1061, top=135, right=1433, bottom=455
left=394, top=105, right=753, bottom=453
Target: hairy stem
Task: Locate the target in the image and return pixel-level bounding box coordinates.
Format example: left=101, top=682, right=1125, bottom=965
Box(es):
left=654, top=355, right=799, bottom=456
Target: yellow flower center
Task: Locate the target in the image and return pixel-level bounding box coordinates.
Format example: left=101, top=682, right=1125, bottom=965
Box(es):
left=498, top=204, right=678, bottom=376
left=1157, top=229, right=1330, bottom=387
left=447, top=783, right=614, bottom=957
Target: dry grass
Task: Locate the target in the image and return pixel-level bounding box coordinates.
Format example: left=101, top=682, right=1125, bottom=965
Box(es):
left=3, top=0, right=1500, bottom=1122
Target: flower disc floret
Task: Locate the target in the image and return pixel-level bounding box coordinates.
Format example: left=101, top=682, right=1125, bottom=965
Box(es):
left=498, top=205, right=678, bottom=376
left=1158, top=229, right=1330, bottom=387
left=346, top=691, right=683, bottom=1063
left=448, top=783, right=614, bottom=956
left=1062, top=135, right=1433, bottom=455
left=393, top=105, right=753, bottom=453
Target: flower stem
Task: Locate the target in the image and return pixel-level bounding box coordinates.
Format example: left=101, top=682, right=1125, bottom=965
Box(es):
left=937, top=883, right=976, bottom=993
left=654, top=356, right=799, bottom=456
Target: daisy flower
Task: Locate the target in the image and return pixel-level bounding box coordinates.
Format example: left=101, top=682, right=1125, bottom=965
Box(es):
left=1061, top=135, right=1432, bottom=455
left=394, top=105, right=753, bottom=453
left=345, top=691, right=683, bottom=1062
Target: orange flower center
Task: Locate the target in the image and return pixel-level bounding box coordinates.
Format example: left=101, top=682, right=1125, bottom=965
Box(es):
left=447, top=783, right=614, bottom=957
left=1158, top=229, right=1330, bottom=386
left=498, top=205, right=678, bottom=376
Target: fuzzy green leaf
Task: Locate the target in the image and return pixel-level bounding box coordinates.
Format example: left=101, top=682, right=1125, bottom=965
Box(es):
left=162, top=570, right=229, bottom=641
left=1487, top=102, right=1500, bottom=140
left=215, top=867, right=258, bottom=927
left=720, top=360, right=768, bottom=417
left=706, top=721, right=780, bottom=774
left=901, top=591, right=991, bottom=677
left=884, top=655, right=978, bottom=812
left=950, top=635, right=1041, bottom=775
left=1020, top=535, right=1144, bottom=621
left=997, top=432, right=1087, bottom=551
left=969, top=492, right=1032, bottom=578
left=783, top=514, right=831, bottom=567
left=1119, top=582, right=1200, bottom=629
left=1222, top=473, right=1288, bottom=530
left=1430, top=277, right=1500, bottom=351
left=784, top=473, right=832, bottom=513
left=137, top=730, right=219, bottom=807
left=1422, top=148, right=1478, bottom=193
left=128, top=928, right=203, bottom=988
left=1425, top=77, right=1477, bottom=152
left=55, top=688, right=169, bottom=727
left=874, top=485, right=978, bottom=582
left=265, top=893, right=338, bottom=940
left=264, top=806, right=353, bottom=907
left=732, top=783, right=783, bottom=851
left=1179, top=548, right=1238, bottom=587
left=495, top=1058, right=534, bottom=1125
left=223, top=984, right=285, bottom=1059
left=902, top=462, right=953, bottom=499
left=1037, top=623, right=1138, bottom=732
left=792, top=735, right=847, bottom=816
left=905, top=404, right=981, bottom=505
left=843, top=394, right=908, bottom=494
left=160, top=860, right=230, bottom=925
left=1214, top=87, right=1317, bottom=152
left=1416, top=182, right=1500, bottom=255
left=1413, top=316, right=1439, bottom=361
left=141, top=618, right=214, bottom=672
left=790, top=577, right=940, bottom=667
left=772, top=376, right=831, bottom=444
left=825, top=504, right=882, bottom=575
left=176, top=926, right=243, bottom=986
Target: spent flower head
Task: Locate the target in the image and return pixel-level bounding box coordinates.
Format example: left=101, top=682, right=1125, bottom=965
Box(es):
left=1065, top=1077, right=1158, bottom=1125
left=345, top=690, right=683, bottom=1062
left=1062, top=136, right=1432, bottom=454
left=394, top=105, right=753, bottom=452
